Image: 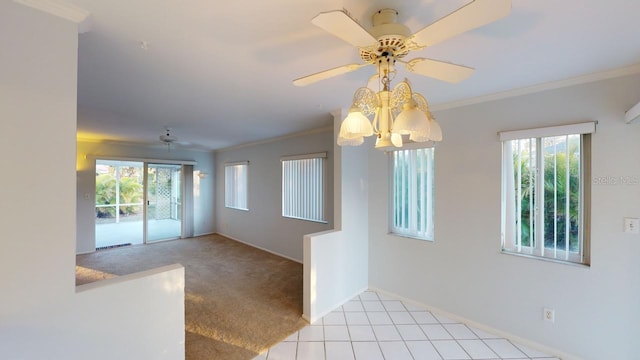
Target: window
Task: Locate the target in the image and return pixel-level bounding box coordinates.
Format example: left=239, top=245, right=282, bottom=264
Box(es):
left=225, top=161, right=248, bottom=210
left=500, top=122, right=594, bottom=265
left=281, top=152, right=327, bottom=223
left=391, top=148, right=434, bottom=240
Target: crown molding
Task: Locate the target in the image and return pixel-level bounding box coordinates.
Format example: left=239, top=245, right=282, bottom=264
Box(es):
left=14, top=0, right=91, bottom=33
left=432, top=63, right=640, bottom=112
left=76, top=137, right=214, bottom=153
left=215, top=126, right=333, bottom=153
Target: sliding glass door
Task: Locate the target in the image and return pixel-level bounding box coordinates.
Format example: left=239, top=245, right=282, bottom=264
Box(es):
left=146, top=163, right=182, bottom=242
left=95, top=160, right=144, bottom=248
left=95, top=160, right=189, bottom=249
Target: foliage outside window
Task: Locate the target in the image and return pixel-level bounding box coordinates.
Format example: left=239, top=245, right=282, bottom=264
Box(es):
left=391, top=148, right=434, bottom=241
left=225, top=162, right=248, bottom=210
left=95, top=165, right=143, bottom=219
left=501, top=128, right=591, bottom=265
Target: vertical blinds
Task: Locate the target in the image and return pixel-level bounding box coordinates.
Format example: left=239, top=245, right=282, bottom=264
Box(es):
left=500, top=122, right=595, bottom=262
left=183, top=165, right=194, bottom=237
left=392, top=148, right=434, bottom=240
left=225, top=161, right=248, bottom=210
left=281, top=153, right=326, bottom=222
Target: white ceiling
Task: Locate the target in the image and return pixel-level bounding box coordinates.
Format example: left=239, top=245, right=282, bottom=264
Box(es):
left=70, top=0, right=640, bottom=150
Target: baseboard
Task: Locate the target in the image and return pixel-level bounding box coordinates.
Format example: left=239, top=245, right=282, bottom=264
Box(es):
left=76, top=233, right=215, bottom=256
left=96, top=243, right=132, bottom=251
left=368, top=286, right=580, bottom=360
left=76, top=249, right=95, bottom=255
left=193, top=231, right=215, bottom=237
left=214, top=232, right=302, bottom=264
left=304, top=286, right=369, bottom=324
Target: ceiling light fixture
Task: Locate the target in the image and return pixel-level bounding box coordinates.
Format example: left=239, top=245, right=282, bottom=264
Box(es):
left=159, top=127, right=177, bottom=152
left=337, top=57, right=441, bottom=150
left=297, top=3, right=514, bottom=150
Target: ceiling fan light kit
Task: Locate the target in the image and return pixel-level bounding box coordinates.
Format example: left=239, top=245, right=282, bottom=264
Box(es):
left=337, top=69, right=439, bottom=151
left=295, top=0, right=511, bottom=150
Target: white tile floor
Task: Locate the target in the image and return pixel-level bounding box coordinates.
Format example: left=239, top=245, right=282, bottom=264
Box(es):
left=253, top=290, right=560, bottom=360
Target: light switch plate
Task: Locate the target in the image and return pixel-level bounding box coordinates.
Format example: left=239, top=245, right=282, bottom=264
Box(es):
left=624, top=217, right=640, bottom=234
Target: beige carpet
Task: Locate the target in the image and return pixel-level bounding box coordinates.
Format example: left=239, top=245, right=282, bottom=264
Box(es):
left=76, top=234, right=307, bottom=359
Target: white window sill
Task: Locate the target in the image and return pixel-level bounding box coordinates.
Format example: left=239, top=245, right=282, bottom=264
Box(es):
left=282, top=215, right=328, bottom=224
left=500, top=249, right=590, bottom=268
left=388, top=232, right=434, bottom=242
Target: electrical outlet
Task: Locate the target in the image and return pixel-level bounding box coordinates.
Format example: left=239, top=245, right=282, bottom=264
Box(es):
left=543, top=308, right=555, bottom=323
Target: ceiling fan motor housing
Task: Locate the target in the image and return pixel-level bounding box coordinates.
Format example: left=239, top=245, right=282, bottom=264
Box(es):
left=361, top=9, right=411, bottom=65
left=160, top=127, right=177, bottom=143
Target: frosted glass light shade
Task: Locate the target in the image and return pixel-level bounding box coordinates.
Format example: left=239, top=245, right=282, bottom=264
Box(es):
left=340, top=107, right=373, bottom=138
left=393, top=102, right=429, bottom=136
left=428, top=119, right=442, bottom=141
left=338, top=112, right=367, bottom=146
left=409, top=119, right=441, bottom=142
left=391, top=133, right=403, bottom=147
left=409, top=128, right=430, bottom=142
left=337, top=135, right=364, bottom=146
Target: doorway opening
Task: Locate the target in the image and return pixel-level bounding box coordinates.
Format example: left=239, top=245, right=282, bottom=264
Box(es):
left=95, top=160, right=144, bottom=248
left=146, top=163, right=182, bottom=242
left=95, top=160, right=189, bottom=249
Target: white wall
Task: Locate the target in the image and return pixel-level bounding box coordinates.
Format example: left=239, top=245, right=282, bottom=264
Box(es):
left=303, top=111, right=370, bottom=323
left=3, top=265, right=185, bottom=359
left=368, top=74, right=640, bottom=359
left=215, top=130, right=334, bottom=262
left=76, top=141, right=215, bottom=253
left=0, top=3, right=185, bottom=358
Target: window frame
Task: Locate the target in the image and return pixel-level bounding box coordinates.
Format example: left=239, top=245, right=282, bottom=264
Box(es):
left=389, top=147, right=435, bottom=241
left=224, top=161, right=249, bottom=211
left=500, top=122, right=593, bottom=266
left=281, top=152, right=328, bottom=223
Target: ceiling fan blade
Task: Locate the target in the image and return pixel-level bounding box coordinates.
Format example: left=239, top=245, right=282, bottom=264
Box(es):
left=410, top=0, right=511, bottom=47
left=311, top=10, right=376, bottom=47
left=293, top=63, right=368, bottom=87
left=404, top=58, right=474, bottom=83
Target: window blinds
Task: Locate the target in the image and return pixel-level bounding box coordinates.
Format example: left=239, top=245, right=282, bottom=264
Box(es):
left=281, top=153, right=326, bottom=222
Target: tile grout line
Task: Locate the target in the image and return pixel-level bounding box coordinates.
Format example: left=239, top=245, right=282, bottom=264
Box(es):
left=260, top=290, right=558, bottom=360
left=390, top=299, right=417, bottom=360
left=367, top=293, right=393, bottom=360
left=439, top=320, right=479, bottom=360
left=407, top=300, right=454, bottom=360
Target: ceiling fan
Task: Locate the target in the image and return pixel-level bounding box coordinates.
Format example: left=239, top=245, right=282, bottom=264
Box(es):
left=159, top=127, right=178, bottom=151
left=293, top=0, right=511, bottom=87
